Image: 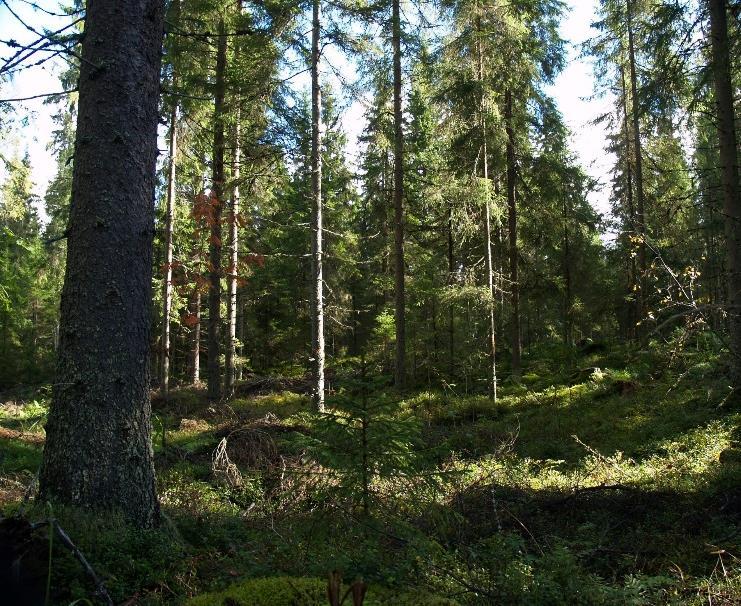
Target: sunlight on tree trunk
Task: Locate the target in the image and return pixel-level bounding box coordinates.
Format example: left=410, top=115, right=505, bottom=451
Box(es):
left=310, top=0, right=325, bottom=412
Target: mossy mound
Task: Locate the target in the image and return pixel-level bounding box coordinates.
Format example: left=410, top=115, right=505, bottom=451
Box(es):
left=186, top=577, right=324, bottom=606
left=185, top=576, right=459, bottom=606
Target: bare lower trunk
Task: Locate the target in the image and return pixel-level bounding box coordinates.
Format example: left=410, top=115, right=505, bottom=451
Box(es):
left=237, top=295, right=245, bottom=380
left=505, top=89, right=521, bottom=379
left=627, top=0, right=647, bottom=329
left=448, top=206, right=455, bottom=377
left=709, top=0, right=741, bottom=386
left=392, top=0, right=406, bottom=389
left=620, top=62, right=638, bottom=341
left=310, top=0, right=325, bottom=412
left=189, top=288, right=201, bottom=383
left=225, top=0, right=243, bottom=398
left=477, top=22, right=497, bottom=400
left=161, top=101, right=177, bottom=395
left=484, top=168, right=497, bottom=399
left=225, top=111, right=240, bottom=398
left=208, top=18, right=227, bottom=402
left=563, top=201, right=572, bottom=348
left=39, top=0, right=163, bottom=528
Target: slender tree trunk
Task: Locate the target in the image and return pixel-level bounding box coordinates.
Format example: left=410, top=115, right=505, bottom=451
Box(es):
left=162, top=100, right=177, bottom=395
left=447, top=207, right=455, bottom=377
left=236, top=294, right=244, bottom=380
left=225, top=0, right=243, bottom=398
left=39, top=0, right=163, bottom=527
left=208, top=18, right=227, bottom=402
left=311, top=0, right=325, bottom=412
left=431, top=296, right=438, bottom=369
left=505, top=89, right=521, bottom=379
left=483, top=150, right=497, bottom=399
left=189, top=284, right=201, bottom=384
left=31, top=300, right=38, bottom=369
left=392, top=0, right=406, bottom=389
left=381, top=152, right=389, bottom=288
left=477, top=20, right=497, bottom=400
left=620, top=62, right=638, bottom=341
left=494, top=180, right=505, bottom=338
left=563, top=200, right=572, bottom=348
left=225, top=111, right=240, bottom=398
left=497, top=220, right=505, bottom=310
left=350, top=281, right=359, bottom=356
left=627, top=0, right=647, bottom=329
left=709, top=0, right=741, bottom=386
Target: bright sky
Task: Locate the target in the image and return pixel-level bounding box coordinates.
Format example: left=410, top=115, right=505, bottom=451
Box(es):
left=0, top=0, right=614, bottom=217
left=0, top=1, right=70, bottom=195
left=547, top=0, right=614, bottom=218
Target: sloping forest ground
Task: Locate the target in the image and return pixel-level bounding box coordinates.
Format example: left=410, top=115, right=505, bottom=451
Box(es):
left=0, top=343, right=739, bottom=605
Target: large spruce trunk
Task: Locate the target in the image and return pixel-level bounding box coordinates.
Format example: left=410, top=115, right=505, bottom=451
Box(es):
left=39, top=0, right=163, bottom=528
left=709, top=0, right=741, bottom=386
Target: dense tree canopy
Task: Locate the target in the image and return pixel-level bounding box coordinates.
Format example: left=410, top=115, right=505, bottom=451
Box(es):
left=1, top=0, right=737, bottom=394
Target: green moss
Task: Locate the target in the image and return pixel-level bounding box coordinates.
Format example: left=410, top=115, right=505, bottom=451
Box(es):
left=186, top=576, right=459, bottom=606
left=2, top=348, right=738, bottom=604
left=185, top=577, right=325, bottom=606
left=0, top=437, right=42, bottom=474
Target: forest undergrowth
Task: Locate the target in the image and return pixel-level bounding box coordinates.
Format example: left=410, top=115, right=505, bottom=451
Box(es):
left=1, top=342, right=739, bottom=605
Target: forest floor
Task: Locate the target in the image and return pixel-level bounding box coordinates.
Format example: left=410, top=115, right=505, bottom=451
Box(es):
left=0, top=344, right=740, bottom=605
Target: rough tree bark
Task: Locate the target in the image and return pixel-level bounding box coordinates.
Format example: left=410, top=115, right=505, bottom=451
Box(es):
left=208, top=18, right=227, bottom=402
left=310, top=0, right=326, bottom=412
left=38, top=0, right=164, bottom=528
left=505, top=89, right=521, bottom=379
left=708, top=0, right=741, bottom=387
left=392, top=0, right=406, bottom=389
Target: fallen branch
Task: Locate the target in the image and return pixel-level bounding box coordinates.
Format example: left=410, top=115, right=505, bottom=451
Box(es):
left=28, top=518, right=114, bottom=606
left=53, top=520, right=113, bottom=606
left=564, top=483, right=639, bottom=498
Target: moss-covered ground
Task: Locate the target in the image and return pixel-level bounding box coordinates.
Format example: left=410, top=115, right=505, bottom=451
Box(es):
left=1, top=344, right=739, bottom=604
